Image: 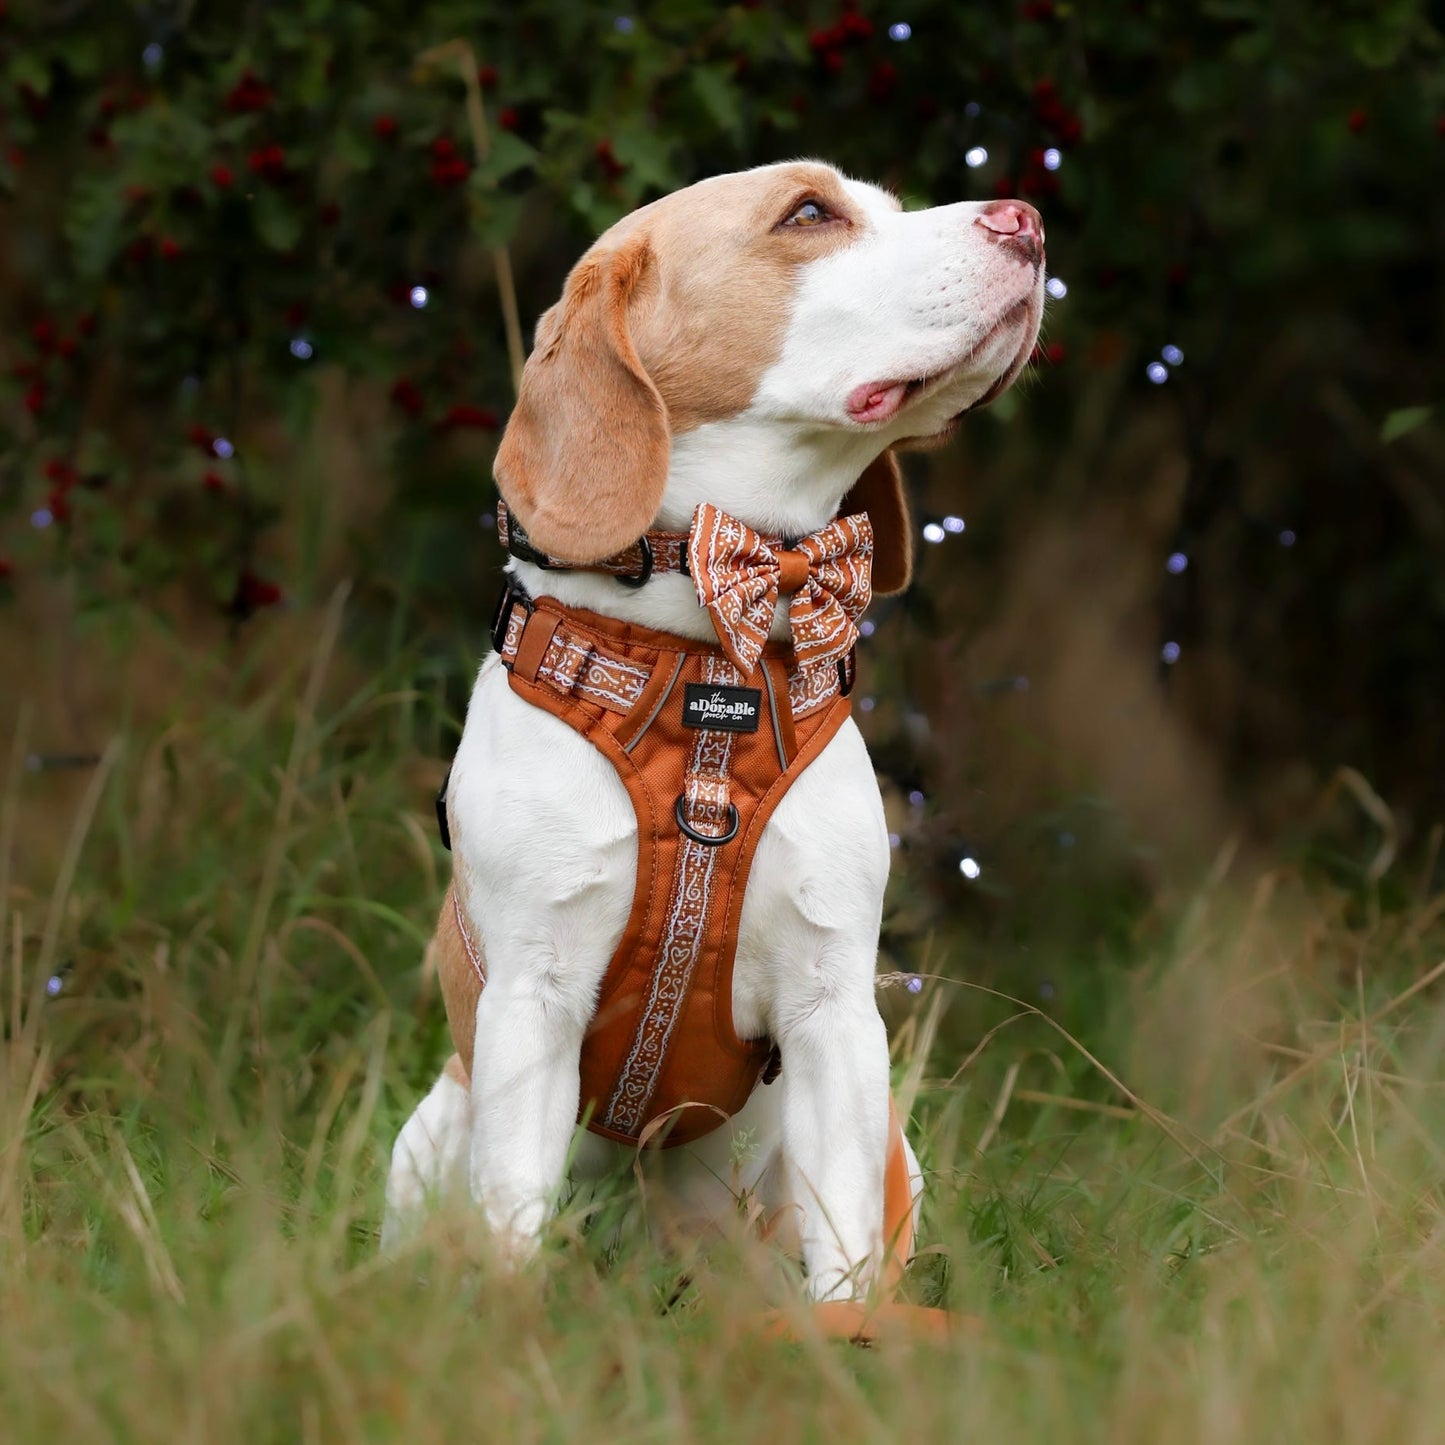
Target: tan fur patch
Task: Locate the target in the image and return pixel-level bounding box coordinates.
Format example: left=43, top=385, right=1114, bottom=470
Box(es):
left=434, top=884, right=484, bottom=1084
left=494, top=163, right=873, bottom=561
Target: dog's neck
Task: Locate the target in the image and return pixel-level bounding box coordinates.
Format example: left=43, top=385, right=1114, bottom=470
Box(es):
left=507, top=419, right=886, bottom=645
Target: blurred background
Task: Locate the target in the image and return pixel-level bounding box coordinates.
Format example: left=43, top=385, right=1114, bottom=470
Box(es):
left=3, top=0, right=1443, bottom=1029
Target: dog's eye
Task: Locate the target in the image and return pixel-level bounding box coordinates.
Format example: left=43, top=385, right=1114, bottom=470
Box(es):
left=784, top=200, right=832, bottom=227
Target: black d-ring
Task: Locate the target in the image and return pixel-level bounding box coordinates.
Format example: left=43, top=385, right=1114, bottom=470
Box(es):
left=674, top=794, right=740, bottom=847
left=614, top=534, right=654, bottom=589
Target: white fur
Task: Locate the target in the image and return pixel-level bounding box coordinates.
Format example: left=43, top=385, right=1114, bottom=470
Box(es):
left=383, top=164, right=1042, bottom=1298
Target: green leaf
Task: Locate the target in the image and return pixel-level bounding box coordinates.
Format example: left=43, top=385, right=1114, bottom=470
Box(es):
left=691, top=66, right=742, bottom=142
left=470, top=190, right=526, bottom=247
left=10, top=51, right=51, bottom=96
left=332, top=126, right=373, bottom=172
left=480, top=129, right=538, bottom=183
left=1381, top=406, right=1433, bottom=444
left=253, top=189, right=303, bottom=252
left=64, top=176, right=126, bottom=278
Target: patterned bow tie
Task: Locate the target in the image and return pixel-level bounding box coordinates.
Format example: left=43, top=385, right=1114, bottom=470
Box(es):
left=687, top=503, right=874, bottom=677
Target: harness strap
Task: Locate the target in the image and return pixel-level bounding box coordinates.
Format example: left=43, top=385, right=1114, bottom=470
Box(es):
left=494, top=577, right=852, bottom=723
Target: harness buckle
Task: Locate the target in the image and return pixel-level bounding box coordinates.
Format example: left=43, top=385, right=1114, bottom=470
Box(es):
left=505, top=515, right=569, bottom=571
left=491, top=576, right=535, bottom=659
left=613, top=533, right=654, bottom=589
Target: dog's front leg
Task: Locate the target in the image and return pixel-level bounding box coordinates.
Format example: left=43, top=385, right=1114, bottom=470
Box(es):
left=466, top=964, right=588, bottom=1260
left=778, top=991, right=892, bottom=1302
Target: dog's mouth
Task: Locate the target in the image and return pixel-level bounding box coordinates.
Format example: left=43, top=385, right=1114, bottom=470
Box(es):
left=846, top=298, right=1037, bottom=427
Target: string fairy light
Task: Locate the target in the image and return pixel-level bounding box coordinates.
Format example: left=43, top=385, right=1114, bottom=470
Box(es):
left=409, top=285, right=429, bottom=309
left=965, top=147, right=988, bottom=168
left=959, top=856, right=981, bottom=879
left=1166, top=551, right=1188, bottom=574
left=1045, top=276, right=1068, bottom=299
left=888, top=22, right=912, bottom=41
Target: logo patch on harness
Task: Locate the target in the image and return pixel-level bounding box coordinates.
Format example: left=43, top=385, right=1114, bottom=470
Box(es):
left=682, top=683, right=762, bottom=733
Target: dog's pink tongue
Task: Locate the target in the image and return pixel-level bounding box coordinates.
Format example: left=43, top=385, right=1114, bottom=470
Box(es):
left=847, top=379, right=909, bottom=424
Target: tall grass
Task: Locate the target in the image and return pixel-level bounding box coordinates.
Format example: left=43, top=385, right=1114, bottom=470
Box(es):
left=3, top=602, right=1443, bottom=1443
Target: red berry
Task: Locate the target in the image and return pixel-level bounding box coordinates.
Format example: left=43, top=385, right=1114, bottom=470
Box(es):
left=247, top=144, right=286, bottom=180
left=868, top=61, right=899, bottom=103
left=440, top=403, right=499, bottom=430
left=88, top=126, right=113, bottom=151
left=477, top=65, right=498, bottom=90
left=1347, top=107, right=1368, bottom=133
left=46, top=488, right=71, bottom=524
left=594, top=138, right=626, bottom=180
left=497, top=107, right=519, bottom=131
left=202, top=470, right=226, bottom=493
left=373, top=113, right=399, bottom=139
left=390, top=377, right=425, bottom=417
left=23, top=384, right=44, bottom=415
left=1045, top=341, right=1066, bottom=364
left=788, top=93, right=809, bottom=115
left=234, top=571, right=283, bottom=613
left=31, top=318, right=56, bottom=352
left=188, top=423, right=215, bottom=451
left=226, top=70, right=274, bottom=114
left=823, top=49, right=844, bottom=75
left=808, top=28, right=834, bottom=52
left=992, top=173, right=1018, bottom=199
left=1057, top=115, right=1083, bottom=146
left=57, top=335, right=77, bottom=359
left=42, top=458, right=69, bottom=481
left=429, top=155, right=470, bottom=187
left=159, top=236, right=182, bottom=259
left=211, top=163, right=235, bottom=189
left=431, top=136, right=456, bottom=159
left=0, top=558, right=12, bottom=582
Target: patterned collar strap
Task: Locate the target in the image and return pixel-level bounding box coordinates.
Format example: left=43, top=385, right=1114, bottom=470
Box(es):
left=496, top=500, right=695, bottom=581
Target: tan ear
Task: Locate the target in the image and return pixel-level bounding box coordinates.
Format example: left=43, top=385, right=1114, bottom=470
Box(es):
left=494, top=237, right=669, bottom=563
left=840, top=449, right=912, bottom=595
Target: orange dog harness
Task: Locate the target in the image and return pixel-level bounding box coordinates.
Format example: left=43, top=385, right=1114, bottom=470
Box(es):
left=439, top=503, right=873, bottom=1148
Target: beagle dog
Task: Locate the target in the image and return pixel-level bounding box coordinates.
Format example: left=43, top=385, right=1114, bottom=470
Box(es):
left=383, top=161, right=1045, bottom=1303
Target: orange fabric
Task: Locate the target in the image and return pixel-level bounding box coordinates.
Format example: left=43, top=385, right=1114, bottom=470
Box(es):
left=687, top=503, right=874, bottom=676
left=442, top=591, right=855, bottom=1149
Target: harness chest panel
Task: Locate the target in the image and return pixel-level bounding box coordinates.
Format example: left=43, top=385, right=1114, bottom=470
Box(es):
left=446, top=592, right=853, bottom=1149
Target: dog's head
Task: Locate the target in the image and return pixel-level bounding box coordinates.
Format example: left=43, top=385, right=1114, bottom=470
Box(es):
left=496, top=161, right=1045, bottom=594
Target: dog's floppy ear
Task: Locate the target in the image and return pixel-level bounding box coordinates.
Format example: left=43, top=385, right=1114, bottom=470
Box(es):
left=840, top=449, right=912, bottom=595
left=495, top=237, right=668, bottom=562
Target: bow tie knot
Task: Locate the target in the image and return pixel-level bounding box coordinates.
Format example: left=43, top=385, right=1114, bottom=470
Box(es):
left=687, top=503, right=874, bottom=677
